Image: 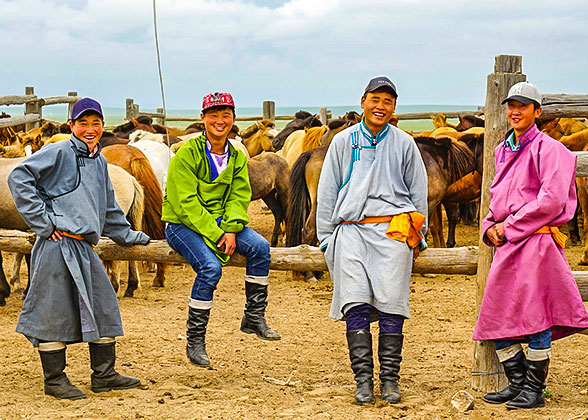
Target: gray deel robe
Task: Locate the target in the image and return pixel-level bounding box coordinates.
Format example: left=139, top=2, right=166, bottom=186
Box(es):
left=8, top=136, right=149, bottom=346
left=316, top=122, right=428, bottom=320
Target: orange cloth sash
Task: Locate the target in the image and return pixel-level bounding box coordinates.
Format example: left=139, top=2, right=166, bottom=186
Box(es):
left=341, top=212, right=426, bottom=249
left=534, top=225, right=567, bottom=248
left=61, top=232, right=85, bottom=241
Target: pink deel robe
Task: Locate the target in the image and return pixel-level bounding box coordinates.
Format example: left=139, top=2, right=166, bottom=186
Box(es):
left=473, top=124, right=588, bottom=341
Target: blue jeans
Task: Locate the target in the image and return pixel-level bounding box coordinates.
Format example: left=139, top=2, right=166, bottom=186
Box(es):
left=165, top=223, right=270, bottom=301
left=494, top=329, right=552, bottom=351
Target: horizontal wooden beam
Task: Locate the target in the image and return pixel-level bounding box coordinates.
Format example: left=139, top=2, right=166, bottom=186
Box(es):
left=0, top=114, right=41, bottom=128
left=40, top=96, right=82, bottom=106
left=0, top=95, right=37, bottom=106
left=0, top=229, right=586, bottom=299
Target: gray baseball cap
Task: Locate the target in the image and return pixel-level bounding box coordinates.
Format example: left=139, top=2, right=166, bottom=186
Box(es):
left=502, top=82, right=542, bottom=106
left=364, top=76, right=398, bottom=98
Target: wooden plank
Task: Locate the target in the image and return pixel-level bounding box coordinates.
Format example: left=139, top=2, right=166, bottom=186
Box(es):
left=397, top=110, right=483, bottom=120
left=40, top=96, right=82, bottom=106
left=575, top=152, right=588, bottom=177
left=0, top=95, right=37, bottom=106
left=0, top=114, right=41, bottom=128
left=540, top=105, right=588, bottom=119
left=494, top=54, right=523, bottom=73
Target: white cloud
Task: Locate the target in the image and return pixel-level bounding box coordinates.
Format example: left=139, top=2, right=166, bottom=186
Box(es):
left=1, top=0, right=587, bottom=108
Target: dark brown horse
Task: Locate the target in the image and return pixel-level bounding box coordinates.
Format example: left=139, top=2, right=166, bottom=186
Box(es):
left=455, top=115, right=485, bottom=131
left=101, top=145, right=167, bottom=295
left=113, top=116, right=157, bottom=139
left=272, top=111, right=322, bottom=151
left=248, top=153, right=290, bottom=246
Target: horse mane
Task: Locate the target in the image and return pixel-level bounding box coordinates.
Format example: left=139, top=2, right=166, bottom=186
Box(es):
left=136, top=115, right=153, bottom=125
left=186, top=122, right=205, bottom=131
left=416, top=136, right=475, bottom=182
left=240, top=122, right=261, bottom=139
left=302, top=126, right=328, bottom=152
left=328, top=119, right=348, bottom=130
left=295, top=110, right=313, bottom=120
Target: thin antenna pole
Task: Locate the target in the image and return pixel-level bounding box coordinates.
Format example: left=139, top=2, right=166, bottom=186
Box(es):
left=152, top=0, right=171, bottom=148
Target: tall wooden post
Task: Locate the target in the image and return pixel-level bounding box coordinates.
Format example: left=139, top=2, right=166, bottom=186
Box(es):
left=472, top=55, right=526, bottom=391
left=24, top=86, right=41, bottom=131
left=67, top=91, right=77, bottom=120
left=155, top=108, right=165, bottom=126
left=262, top=100, right=275, bottom=121
left=126, top=98, right=135, bottom=120
left=319, top=107, right=328, bottom=125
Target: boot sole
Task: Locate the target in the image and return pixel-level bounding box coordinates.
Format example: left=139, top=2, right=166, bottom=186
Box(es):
left=506, top=402, right=545, bottom=410
left=240, top=326, right=281, bottom=341
left=91, top=382, right=141, bottom=393
left=46, top=392, right=86, bottom=400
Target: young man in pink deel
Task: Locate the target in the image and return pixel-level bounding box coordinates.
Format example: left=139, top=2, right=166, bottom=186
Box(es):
left=473, top=82, right=588, bottom=410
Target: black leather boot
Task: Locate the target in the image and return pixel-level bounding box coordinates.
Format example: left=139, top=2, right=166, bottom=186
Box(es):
left=379, top=333, right=403, bottom=403
left=347, top=329, right=375, bottom=405
left=483, top=351, right=527, bottom=404
left=240, top=282, right=281, bottom=340
left=39, top=348, right=86, bottom=400
left=186, top=307, right=211, bottom=366
left=506, top=358, right=549, bottom=409
left=89, top=342, right=141, bottom=393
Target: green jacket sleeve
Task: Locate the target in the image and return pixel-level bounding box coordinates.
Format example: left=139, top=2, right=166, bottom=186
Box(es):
left=166, top=152, right=225, bottom=243
left=220, top=150, right=251, bottom=233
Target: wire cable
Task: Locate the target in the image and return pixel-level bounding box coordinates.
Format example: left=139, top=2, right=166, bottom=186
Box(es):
left=152, top=0, right=171, bottom=149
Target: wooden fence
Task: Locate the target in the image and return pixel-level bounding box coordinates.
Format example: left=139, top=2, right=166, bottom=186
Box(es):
left=0, top=87, right=81, bottom=130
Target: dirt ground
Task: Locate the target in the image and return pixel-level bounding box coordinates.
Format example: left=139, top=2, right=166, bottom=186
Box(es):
left=1, top=201, right=587, bottom=420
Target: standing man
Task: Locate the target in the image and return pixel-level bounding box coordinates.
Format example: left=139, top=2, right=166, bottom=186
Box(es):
left=8, top=98, right=150, bottom=400
left=473, top=82, right=588, bottom=410
left=163, top=92, right=280, bottom=368
left=316, top=77, right=428, bottom=405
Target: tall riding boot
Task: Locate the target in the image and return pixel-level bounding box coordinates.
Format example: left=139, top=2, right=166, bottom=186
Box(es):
left=89, top=340, right=141, bottom=393
left=240, top=280, right=281, bottom=340
left=186, top=307, right=211, bottom=366
left=39, top=344, right=86, bottom=400
left=347, top=329, right=375, bottom=405
left=506, top=358, right=549, bottom=409
left=379, top=333, right=403, bottom=403
left=483, top=349, right=527, bottom=404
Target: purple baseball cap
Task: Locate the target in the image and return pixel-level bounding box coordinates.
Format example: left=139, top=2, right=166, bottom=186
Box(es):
left=70, top=97, right=104, bottom=120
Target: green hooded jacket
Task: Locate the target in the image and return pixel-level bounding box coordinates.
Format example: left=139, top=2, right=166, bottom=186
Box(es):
left=162, top=135, right=251, bottom=264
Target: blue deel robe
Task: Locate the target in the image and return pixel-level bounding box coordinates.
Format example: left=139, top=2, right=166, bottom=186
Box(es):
left=7, top=135, right=150, bottom=346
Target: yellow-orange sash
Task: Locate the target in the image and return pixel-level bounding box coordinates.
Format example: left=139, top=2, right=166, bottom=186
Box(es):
left=341, top=212, right=426, bottom=249
left=534, top=226, right=567, bottom=248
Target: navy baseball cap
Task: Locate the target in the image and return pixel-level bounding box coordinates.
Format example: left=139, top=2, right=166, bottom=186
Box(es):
left=364, top=76, right=398, bottom=98
left=70, top=97, right=104, bottom=120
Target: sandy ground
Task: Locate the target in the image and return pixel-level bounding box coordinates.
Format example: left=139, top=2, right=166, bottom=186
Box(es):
left=1, top=201, right=587, bottom=420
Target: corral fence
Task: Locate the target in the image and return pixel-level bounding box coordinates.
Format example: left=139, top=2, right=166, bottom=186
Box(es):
left=2, top=55, right=588, bottom=394
left=0, top=87, right=81, bottom=131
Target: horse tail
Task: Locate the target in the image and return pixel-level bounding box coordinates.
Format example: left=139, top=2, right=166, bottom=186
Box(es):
left=128, top=175, right=145, bottom=232
left=129, top=157, right=165, bottom=240
left=447, top=140, right=475, bottom=183
left=286, top=151, right=312, bottom=247
left=302, top=126, right=327, bottom=153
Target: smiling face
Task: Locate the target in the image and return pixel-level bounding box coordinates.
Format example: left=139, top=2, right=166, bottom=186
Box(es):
left=507, top=100, right=542, bottom=139
left=201, top=106, right=236, bottom=146
left=69, top=112, right=104, bottom=151
left=360, top=89, right=396, bottom=135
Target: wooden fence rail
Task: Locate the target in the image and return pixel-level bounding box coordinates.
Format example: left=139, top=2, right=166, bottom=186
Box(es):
left=0, top=229, right=587, bottom=302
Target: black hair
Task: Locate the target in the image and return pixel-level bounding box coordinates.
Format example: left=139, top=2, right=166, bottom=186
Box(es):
left=533, top=102, right=541, bottom=110
left=363, top=87, right=397, bottom=100
left=202, top=105, right=235, bottom=117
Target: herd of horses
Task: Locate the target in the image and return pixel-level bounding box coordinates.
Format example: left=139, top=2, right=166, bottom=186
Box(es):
left=1, top=110, right=588, bottom=304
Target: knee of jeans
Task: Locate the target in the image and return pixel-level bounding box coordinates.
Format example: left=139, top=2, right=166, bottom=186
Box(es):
left=199, top=259, right=222, bottom=280
left=253, top=238, right=270, bottom=258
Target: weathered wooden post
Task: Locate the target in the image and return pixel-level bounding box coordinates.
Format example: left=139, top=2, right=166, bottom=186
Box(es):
left=67, top=91, right=78, bottom=119
left=24, top=86, right=41, bottom=131
left=126, top=98, right=136, bottom=120
left=155, top=108, right=165, bottom=126
left=472, top=55, right=526, bottom=392
left=319, top=107, right=328, bottom=125
left=262, top=100, right=275, bottom=121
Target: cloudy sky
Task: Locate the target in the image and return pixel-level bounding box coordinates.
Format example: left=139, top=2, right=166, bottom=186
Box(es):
left=1, top=0, right=587, bottom=109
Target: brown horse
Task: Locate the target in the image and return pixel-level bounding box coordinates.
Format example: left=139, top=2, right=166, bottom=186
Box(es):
left=101, top=145, right=167, bottom=293
left=248, top=153, right=290, bottom=246
left=240, top=120, right=278, bottom=157
left=272, top=111, right=322, bottom=151
left=414, top=136, right=476, bottom=248
left=113, top=116, right=157, bottom=139
left=455, top=115, right=485, bottom=131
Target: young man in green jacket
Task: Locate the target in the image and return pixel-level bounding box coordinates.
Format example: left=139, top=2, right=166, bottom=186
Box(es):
left=162, top=92, right=280, bottom=367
